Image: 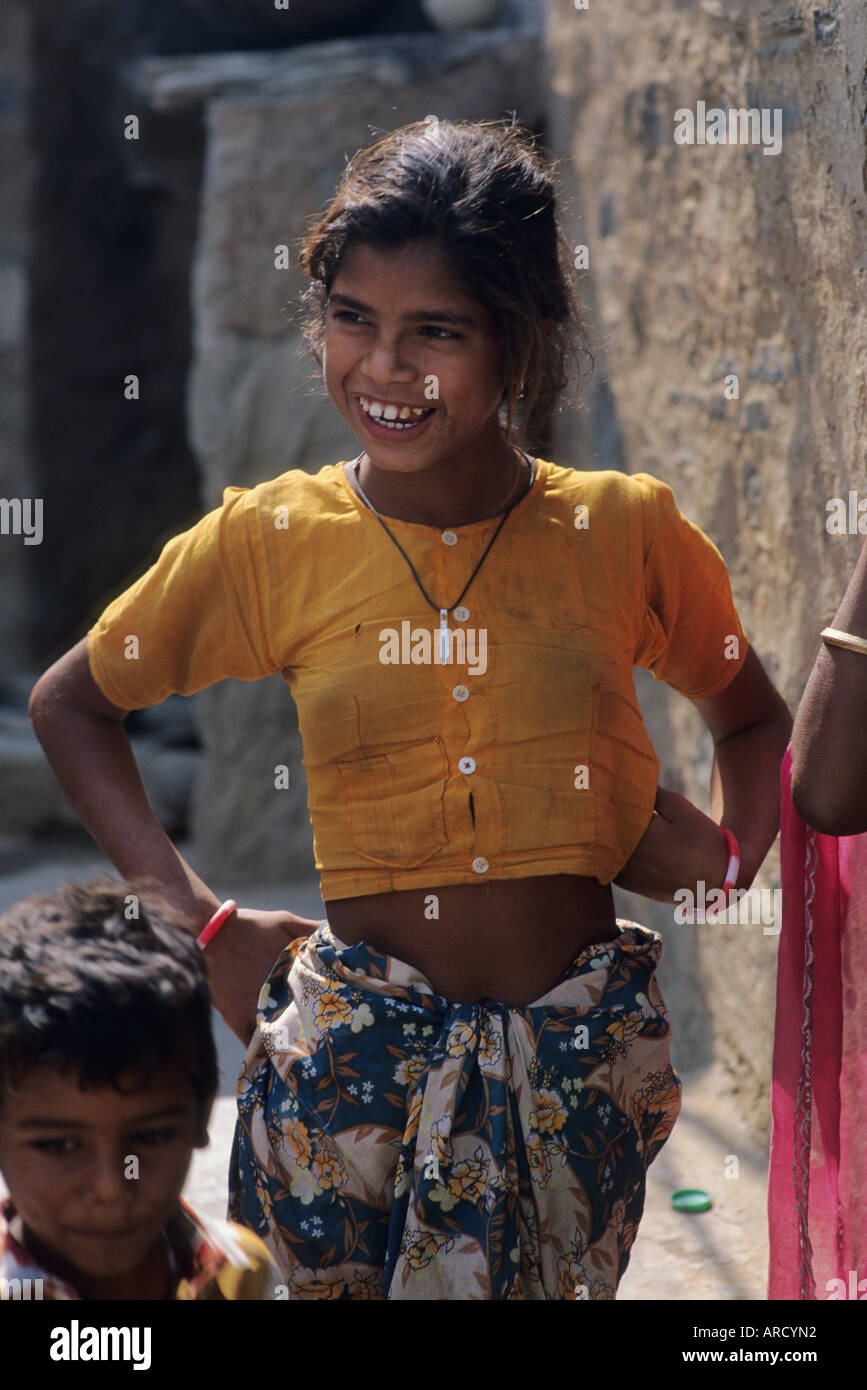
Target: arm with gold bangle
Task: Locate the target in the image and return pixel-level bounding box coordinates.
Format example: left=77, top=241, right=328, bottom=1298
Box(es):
left=817, top=627, right=867, bottom=656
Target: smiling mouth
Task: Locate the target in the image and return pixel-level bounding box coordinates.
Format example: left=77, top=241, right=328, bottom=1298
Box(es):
left=356, top=395, right=436, bottom=430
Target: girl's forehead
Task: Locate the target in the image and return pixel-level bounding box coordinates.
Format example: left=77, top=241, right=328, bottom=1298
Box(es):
left=330, top=243, right=483, bottom=321
left=334, top=239, right=470, bottom=297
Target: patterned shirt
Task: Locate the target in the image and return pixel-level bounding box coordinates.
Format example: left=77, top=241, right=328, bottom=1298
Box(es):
left=0, top=1197, right=282, bottom=1301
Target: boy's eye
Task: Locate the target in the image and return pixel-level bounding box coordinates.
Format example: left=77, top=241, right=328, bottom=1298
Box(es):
left=31, top=1137, right=80, bottom=1155
left=418, top=325, right=460, bottom=340
left=330, top=309, right=368, bottom=326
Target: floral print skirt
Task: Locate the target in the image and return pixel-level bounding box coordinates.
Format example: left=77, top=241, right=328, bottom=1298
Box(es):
left=227, top=918, right=681, bottom=1300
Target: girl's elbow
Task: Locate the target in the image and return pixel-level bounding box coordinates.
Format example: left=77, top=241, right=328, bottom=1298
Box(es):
left=791, top=772, right=867, bottom=837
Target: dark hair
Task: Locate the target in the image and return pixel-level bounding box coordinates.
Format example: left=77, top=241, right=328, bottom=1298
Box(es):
left=0, top=877, right=218, bottom=1141
left=296, top=117, right=593, bottom=445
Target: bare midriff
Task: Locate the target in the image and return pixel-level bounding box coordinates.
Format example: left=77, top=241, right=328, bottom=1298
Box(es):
left=324, top=874, right=618, bottom=1007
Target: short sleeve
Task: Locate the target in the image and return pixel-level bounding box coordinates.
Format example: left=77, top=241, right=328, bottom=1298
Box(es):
left=87, top=486, right=283, bottom=710
left=632, top=473, right=749, bottom=699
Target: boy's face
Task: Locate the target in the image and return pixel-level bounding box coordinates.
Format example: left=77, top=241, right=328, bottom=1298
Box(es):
left=0, top=1061, right=204, bottom=1294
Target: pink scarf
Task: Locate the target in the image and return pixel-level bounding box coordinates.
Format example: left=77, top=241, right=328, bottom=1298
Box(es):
left=767, top=744, right=867, bottom=1298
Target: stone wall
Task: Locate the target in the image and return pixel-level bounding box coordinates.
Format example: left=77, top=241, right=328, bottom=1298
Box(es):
left=545, top=0, right=867, bottom=1134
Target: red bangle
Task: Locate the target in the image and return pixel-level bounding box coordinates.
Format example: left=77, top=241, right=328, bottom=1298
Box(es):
left=196, top=899, right=237, bottom=951
left=678, top=826, right=741, bottom=924
left=720, top=827, right=740, bottom=893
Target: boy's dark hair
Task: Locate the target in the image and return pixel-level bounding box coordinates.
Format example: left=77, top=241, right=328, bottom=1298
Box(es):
left=296, top=117, right=594, bottom=446
left=0, top=877, right=218, bottom=1141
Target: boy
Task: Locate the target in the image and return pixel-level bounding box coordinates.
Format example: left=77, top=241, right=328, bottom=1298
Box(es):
left=0, top=877, right=280, bottom=1300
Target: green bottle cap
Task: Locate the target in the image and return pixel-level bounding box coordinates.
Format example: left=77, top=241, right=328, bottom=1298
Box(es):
left=670, top=1188, right=713, bottom=1213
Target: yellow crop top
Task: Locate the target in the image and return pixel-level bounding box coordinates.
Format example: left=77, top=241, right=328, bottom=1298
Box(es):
left=87, top=457, right=749, bottom=900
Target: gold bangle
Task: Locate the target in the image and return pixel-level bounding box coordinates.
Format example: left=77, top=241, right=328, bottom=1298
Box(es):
left=820, top=627, right=867, bottom=657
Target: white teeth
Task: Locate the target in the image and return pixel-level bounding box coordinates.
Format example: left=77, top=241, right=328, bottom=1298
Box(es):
left=358, top=396, right=433, bottom=426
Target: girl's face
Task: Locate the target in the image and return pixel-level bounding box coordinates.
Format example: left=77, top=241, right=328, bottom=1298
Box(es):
left=322, top=239, right=511, bottom=477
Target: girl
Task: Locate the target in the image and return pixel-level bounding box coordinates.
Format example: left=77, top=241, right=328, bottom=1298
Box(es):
left=30, top=118, right=791, bottom=1300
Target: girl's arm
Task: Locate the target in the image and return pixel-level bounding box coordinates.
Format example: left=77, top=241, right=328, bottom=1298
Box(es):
left=615, top=647, right=792, bottom=901
left=29, top=637, right=321, bottom=1041
left=790, top=536, right=867, bottom=835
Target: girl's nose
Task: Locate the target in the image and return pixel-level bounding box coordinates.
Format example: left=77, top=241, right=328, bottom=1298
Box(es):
left=364, top=337, right=415, bottom=381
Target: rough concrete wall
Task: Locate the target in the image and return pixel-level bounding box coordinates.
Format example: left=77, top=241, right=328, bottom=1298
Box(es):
left=130, top=27, right=544, bottom=881
left=545, top=0, right=867, bottom=1136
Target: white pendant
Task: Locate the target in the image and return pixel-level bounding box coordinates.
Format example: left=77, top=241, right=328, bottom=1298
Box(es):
left=439, top=608, right=451, bottom=664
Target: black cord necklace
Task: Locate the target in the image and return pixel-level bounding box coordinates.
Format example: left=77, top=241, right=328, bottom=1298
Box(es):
left=352, top=448, right=535, bottom=662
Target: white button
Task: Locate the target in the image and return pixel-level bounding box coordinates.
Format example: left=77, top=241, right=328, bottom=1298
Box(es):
left=458, top=756, right=476, bottom=774
left=472, top=856, right=489, bottom=874
left=452, top=685, right=469, bottom=702
left=442, top=530, right=458, bottom=545
left=454, top=606, right=469, bottom=622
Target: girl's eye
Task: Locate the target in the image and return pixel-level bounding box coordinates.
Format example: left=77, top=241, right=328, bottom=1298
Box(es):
left=31, top=1137, right=79, bottom=1155
left=328, top=311, right=459, bottom=341
left=133, top=1126, right=183, bottom=1146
